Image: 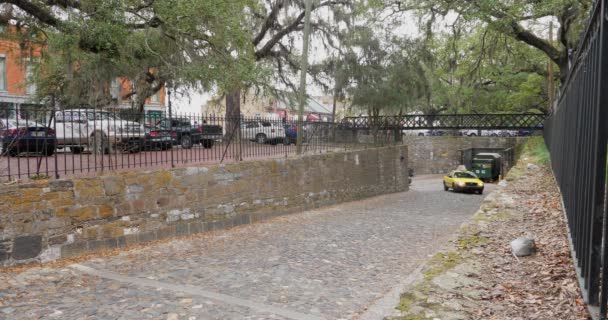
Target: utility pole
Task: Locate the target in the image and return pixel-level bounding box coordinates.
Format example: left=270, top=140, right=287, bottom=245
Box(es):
left=548, top=21, right=555, bottom=112
left=296, top=0, right=313, bottom=155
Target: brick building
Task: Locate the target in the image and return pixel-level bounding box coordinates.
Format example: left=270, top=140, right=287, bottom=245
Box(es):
left=0, top=26, right=166, bottom=119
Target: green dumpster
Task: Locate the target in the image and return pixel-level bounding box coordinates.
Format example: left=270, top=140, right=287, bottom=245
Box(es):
left=472, top=153, right=501, bottom=181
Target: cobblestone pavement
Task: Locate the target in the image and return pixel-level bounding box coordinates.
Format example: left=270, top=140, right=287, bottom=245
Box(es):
left=0, top=176, right=495, bottom=320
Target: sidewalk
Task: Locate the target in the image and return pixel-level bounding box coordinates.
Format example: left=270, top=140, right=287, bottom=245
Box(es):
left=387, top=143, right=589, bottom=319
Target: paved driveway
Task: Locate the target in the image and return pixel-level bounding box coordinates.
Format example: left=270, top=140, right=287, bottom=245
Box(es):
left=0, top=176, right=495, bottom=320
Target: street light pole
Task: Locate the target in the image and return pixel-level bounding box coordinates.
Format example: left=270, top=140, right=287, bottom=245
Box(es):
left=296, top=0, right=313, bottom=155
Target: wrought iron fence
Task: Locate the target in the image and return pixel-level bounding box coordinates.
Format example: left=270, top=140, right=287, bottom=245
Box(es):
left=342, top=113, right=546, bottom=130
left=0, top=107, right=373, bottom=182
left=543, top=1, right=608, bottom=318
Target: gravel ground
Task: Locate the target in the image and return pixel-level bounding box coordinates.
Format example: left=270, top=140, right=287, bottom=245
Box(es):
left=0, top=176, right=494, bottom=320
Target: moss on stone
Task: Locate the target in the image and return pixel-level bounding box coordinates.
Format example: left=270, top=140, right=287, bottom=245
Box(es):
left=457, top=234, right=489, bottom=249
left=422, top=251, right=464, bottom=281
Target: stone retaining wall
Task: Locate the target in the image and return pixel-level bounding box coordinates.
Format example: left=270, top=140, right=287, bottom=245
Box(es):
left=402, top=136, right=528, bottom=175
left=0, top=146, right=408, bottom=267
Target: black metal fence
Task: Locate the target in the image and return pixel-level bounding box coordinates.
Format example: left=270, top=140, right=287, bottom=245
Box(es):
left=342, top=113, right=546, bottom=130
left=0, top=107, right=376, bottom=182
left=543, top=1, right=608, bottom=318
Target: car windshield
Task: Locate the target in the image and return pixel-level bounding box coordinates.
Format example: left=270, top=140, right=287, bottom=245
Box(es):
left=454, top=172, right=477, bottom=179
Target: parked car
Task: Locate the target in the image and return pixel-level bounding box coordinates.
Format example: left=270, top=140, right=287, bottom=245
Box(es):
left=143, top=125, right=175, bottom=151
left=241, top=120, right=286, bottom=144
left=402, top=129, right=430, bottom=136
left=460, top=129, right=480, bottom=136
left=53, top=109, right=145, bottom=154
left=443, top=170, right=484, bottom=194
left=156, top=118, right=223, bottom=149
left=517, top=129, right=533, bottom=136
left=0, top=119, right=56, bottom=156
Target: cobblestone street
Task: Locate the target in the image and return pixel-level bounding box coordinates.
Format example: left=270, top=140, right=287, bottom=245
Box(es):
left=0, top=176, right=495, bottom=320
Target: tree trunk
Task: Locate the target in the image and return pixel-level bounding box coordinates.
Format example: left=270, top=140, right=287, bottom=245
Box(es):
left=225, top=88, right=242, bottom=160
left=332, top=92, right=337, bottom=122
left=225, top=89, right=241, bottom=139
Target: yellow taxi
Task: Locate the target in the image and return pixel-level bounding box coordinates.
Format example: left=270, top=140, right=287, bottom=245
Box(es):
left=443, top=170, right=484, bottom=194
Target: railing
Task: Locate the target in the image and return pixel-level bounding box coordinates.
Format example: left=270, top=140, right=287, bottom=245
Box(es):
left=342, top=113, right=546, bottom=130
left=0, top=107, right=373, bottom=182
left=543, top=0, right=608, bottom=318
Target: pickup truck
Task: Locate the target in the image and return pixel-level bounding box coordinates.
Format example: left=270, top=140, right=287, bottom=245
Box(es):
left=155, top=118, right=223, bottom=149
left=53, top=109, right=145, bottom=154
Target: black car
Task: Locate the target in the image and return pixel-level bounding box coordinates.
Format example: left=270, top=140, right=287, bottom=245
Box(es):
left=0, top=119, right=56, bottom=156
left=143, top=125, right=175, bottom=151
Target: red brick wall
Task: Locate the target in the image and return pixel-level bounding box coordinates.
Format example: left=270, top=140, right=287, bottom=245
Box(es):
left=0, top=31, right=40, bottom=96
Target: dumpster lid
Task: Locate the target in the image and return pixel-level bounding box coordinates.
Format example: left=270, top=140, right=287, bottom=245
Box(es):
left=474, top=152, right=502, bottom=159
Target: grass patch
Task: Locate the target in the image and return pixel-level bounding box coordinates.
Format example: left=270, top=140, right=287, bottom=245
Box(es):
left=472, top=210, right=512, bottom=222
left=522, top=136, right=550, bottom=165
left=29, top=174, right=51, bottom=180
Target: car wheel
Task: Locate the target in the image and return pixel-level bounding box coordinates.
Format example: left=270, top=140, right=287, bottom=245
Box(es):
left=70, top=146, right=84, bottom=154
left=128, top=141, right=142, bottom=154
left=6, top=147, right=18, bottom=157
left=42, top=145, right=55, bottom=156
left=201, top=140, right=214, bottom=149
left=256, top=133, right=267, bottom=144
left=181, top=135, right=193, bottom=149
left=443, top=182, right=448, bottom=191
left=478, top=189, right=484, bottom=195
left=469, top=133, right=477, bottom=136
left=418, top=132, right=424, bottom=136
left=90, top=132, right=110, bottom=155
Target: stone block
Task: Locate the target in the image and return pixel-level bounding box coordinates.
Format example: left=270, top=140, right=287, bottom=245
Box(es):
left=98, top=205, right=115, bottom=219
left=0, top=239, right=11, bottom=261
left=61, top=241, right=88, bottom=258
left=117, top=234, right=138, bottom=248
left=48, top=234, right=68, bottom=246
left=88, top=238, right=117, bottom=251
left=156, top=197, right=171, bottom=208
left=51, top=198, right=75, bottom=208
left=100, top=223, right=124, bottom=238
left=157, top=226, right=176, bottom=240
left=102, top=176, right=125, bottom=196
left=137, top=231, right=156, bottom=243
left=176, top=222, right=189, bottom=236
left=207, top=220, right=224, bottom=231
left=12, top=235, right=42, bottom=260
left=71, top=206, right=97, bottom=222
left=49, top=180, right=74, bottom=191
left=188, top=221, right=202, bottom=235
left=234, top=214, right=251, bottom=227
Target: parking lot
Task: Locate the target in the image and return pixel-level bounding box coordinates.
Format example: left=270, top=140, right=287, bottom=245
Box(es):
left=0, top=141, right=352, bottom=182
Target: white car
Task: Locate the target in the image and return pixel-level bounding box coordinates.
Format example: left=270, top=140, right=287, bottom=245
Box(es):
left=460, top=129, right=480, bottom=136
left=402, top=129, right=430, bottom=136
left=53, top=109, right=145, bottom=154
left=241, top=120, right=286, bottom=144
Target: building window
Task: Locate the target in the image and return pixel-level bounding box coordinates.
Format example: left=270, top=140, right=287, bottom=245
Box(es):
left=110, top=78, right=120, bottom=100
left=26, top=63, right=36, bottom=95
left=0, top=57, right=6, bottom=91
left=150, top=90, right=160, bottom=104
